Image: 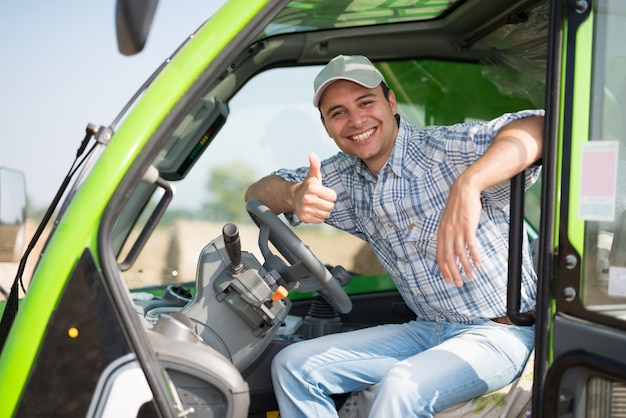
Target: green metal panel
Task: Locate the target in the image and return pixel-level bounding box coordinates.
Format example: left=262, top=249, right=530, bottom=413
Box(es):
left=288, top=274, right=397, bottom=301
left=567, top=12, right=595, bottom=256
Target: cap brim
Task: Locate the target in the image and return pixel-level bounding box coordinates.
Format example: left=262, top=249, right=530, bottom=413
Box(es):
left=313, top=75, right=383, bottom=107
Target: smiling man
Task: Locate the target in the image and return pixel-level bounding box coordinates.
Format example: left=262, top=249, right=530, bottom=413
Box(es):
left=245, top=55, right=544, bottom=417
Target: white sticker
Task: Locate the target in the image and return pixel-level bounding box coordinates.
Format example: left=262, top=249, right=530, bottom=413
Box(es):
left=578, top=140, right=619, bottom=221
left=608, top=266, right=626, bottom=297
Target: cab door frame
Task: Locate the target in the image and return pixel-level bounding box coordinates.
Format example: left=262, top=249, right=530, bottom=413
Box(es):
left=537, top=0, right=626, bottom=416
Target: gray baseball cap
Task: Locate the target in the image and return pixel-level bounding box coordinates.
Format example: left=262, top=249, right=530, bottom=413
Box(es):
left=313, top=55, right=386, bottom=107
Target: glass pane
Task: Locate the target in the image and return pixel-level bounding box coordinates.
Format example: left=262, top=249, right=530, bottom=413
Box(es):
left=262, top=0, right=462, bottom=38
left=581, top=0, right=626, bottom=315
left=119, top=58, right=544, bottom=290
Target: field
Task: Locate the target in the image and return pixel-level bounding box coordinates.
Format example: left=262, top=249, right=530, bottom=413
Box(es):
left=0, top=218, right=386, bottom=302
left=123, top=220, right=386, bottom=289
left=0, top=220, right=40, bottom=299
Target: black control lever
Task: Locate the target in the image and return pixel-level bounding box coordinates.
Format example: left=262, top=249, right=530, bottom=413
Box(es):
left=223, top=223, right=244, bottom=274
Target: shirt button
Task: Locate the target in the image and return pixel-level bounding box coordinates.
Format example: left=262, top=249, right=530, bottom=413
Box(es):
left=387, top=223, right=393, bottom=229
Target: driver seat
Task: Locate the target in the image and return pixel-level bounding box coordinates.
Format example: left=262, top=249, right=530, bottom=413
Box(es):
left=338, top=350, right=535, bottom=418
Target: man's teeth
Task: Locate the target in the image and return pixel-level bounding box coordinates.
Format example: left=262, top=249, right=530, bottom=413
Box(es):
left=351, top=128, right=375, bottom=142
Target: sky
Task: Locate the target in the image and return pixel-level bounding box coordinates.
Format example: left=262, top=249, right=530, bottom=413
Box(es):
left=0, top=1, right=227, bottom=209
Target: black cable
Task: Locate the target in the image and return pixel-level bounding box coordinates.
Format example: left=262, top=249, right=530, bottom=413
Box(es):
left=0, top=124, right=99, bottom=352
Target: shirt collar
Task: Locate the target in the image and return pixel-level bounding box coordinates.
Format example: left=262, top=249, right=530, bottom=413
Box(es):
left=354, top=156, right=374, bottom=181
left=387, top=115, right=412, bottom=178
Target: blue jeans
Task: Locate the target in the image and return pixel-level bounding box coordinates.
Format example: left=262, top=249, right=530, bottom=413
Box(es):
left=271, top=316, right=535, bottom=418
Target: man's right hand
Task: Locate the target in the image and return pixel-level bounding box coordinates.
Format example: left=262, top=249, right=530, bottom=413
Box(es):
left=292, top=153, right=337, bottom=223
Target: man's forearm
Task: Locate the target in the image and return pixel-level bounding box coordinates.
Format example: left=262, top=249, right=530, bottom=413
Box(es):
left=436, top=115, right=544, bottom=286
left=245, top=174, right=298, bottom=215
left=457, top=115, right=544, bottom=193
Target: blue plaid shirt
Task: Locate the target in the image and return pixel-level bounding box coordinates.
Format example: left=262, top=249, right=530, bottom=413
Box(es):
left=275, top=110, right=543, bottom=323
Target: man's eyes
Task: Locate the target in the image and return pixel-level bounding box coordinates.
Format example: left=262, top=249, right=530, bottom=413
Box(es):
left=330, top=100, right=375, bottom=118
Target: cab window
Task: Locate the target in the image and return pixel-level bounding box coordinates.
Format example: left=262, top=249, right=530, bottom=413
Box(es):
left=580, top=0, right=626, bottom=316
left=118, top=58, right=544, bottom=290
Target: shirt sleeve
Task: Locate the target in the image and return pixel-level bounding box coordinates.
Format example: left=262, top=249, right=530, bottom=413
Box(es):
left=272, top=166, right=309, bottom=226
left=446, top=109, right=544, bottom=206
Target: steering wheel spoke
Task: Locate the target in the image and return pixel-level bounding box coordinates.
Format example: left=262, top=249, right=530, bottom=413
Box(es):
left=246, top=199, right=352, bottom=314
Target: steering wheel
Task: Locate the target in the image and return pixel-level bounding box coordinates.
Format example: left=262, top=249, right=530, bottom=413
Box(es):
left=246, top=199, right=352, bottom=314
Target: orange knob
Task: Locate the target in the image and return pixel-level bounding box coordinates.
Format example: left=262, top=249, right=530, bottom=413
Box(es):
left=271, top=285, right=289, bottom=302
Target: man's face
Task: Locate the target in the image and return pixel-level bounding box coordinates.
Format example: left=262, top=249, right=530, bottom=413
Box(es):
left=319, top=80, right=399, bottom=175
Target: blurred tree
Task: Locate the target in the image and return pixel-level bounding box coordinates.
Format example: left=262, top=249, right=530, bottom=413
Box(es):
left=203, top=161, right=257, bottom=223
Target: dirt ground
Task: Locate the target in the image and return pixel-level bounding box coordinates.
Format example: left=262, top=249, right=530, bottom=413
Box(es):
left=0, top=219, right=386, bottom=300
left=123, top=220, right=386, bottom=288
left=0, top=220, right=41, bottom=300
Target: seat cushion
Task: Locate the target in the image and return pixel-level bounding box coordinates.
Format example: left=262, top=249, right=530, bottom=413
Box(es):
left=338, top=351, right=534, bottom=418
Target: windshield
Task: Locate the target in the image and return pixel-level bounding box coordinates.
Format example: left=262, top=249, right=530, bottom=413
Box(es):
left=110, top=0, right=549, bottom=290
left=116, top=56, right=544, bottom=289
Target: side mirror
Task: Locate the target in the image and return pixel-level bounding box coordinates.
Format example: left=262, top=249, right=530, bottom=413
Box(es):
left=0, top=168, right=26, bottom=262
left=115, top=0, right=159, bottom=56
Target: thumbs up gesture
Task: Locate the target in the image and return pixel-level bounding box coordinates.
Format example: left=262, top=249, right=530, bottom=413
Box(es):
left=293, top=153, right=337, bottom=223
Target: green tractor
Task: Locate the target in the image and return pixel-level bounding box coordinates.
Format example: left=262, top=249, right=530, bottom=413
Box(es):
left=1, top=0, right=626, bottom=416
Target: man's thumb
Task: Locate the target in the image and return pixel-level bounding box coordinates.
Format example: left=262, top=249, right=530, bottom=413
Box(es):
left=306, top=153, right=322, bottom=181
